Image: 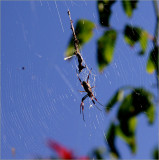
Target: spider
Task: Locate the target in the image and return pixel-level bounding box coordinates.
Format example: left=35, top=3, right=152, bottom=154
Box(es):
left=76, top=69, right=104, bottom=121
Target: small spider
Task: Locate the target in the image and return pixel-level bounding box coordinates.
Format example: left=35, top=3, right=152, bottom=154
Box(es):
left=76, top=69, right=104, bottom=121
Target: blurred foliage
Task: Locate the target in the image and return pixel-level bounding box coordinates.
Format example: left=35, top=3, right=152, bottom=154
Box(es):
left=105, top=87, right=155, bottom=156
left=106, top=123, right=120, bottom=158
left=65, top=0, right=158, bottom=159
left=122, top=0, right=138, bottom=17
left=105, top=89, right=124, bottom=112
left=124, top=25, right=148, bottom=55
left=152, top=147, right=159, bottom=159
left=117, top=117, right=137, bottom=153
left=97, top=0, right=116, bottom=27
left=118, top=88, right=155, bottom=123
left=139, top=30, right=148, bottom=55
left=146, top=46, right=159, bottom=75
left=65, top=19, right=95, bottom=57
left=91, top=148, right=105, bottom=159
left=124, top=25, right=141, bottom=46
left=97, top=30, right=117, bottom=71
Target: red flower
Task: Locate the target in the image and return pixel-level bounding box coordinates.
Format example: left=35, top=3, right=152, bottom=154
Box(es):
left=47, top=139, right=89, bottom=160
left=47, top=139, right=74, bottom=159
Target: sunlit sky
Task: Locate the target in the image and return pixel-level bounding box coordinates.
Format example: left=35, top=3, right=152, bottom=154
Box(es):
left=1, top=1, right=158, bottom=159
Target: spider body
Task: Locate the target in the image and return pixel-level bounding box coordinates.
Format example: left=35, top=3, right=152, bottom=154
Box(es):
left=82, top=81, right=92, bottom=96
left=76, top=69, right=103, bottom=121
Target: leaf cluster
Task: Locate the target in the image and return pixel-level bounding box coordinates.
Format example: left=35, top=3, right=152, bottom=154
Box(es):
left=65, top=0, right=158, bottom=159
left=105, top=87, right=155, bottom=158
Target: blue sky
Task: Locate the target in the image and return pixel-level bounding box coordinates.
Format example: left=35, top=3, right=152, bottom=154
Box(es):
left=1, top=1, right=158, bottom=159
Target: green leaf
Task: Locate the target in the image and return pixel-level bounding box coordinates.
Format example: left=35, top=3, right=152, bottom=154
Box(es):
left=65, top=19, right=95, bottom=58
left=97, top=0, right=116, bottom=27
left=92, top=148, right=105, bottom=159
left=122, top=0, right=138, bottom=17
left=124, top=25, right=148, bottom=55
left=145, top=103, right=155, bottom=124
left=152, top=147, right=159, bottom=159
left=146, top=54, right=156, bottom=73
left=139, top=30, right=148, bottom=55
left=117, top=117, right=137, bottom=153
left=146, top=46, right=159, bottom=74
left=120, top=116, right=137, bottom=137
left=106, top=123, right=120, bottom=158
left=75, top=20, right=95, bottom=44
left=65, top=39, right=75, bottom=58
left=117, top=94, right=133, bottom=121
left=117, top=88, right=155, bottom=124
left=97, top=30, right=117, bottom=71
left=113, top=87, right=154, bottom=155
left=131, top=88, right=155, bottom=123
left=124, top=25, right=141, bottom=46
left=105, top=89, right=124, bottom=112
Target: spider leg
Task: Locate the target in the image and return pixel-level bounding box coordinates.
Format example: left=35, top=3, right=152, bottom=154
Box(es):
left=76, top=69, right=83, bottom=86
left=87, top=68, right=92, bottom=83
left=78, top=90, right=86, bottom=92
left=80, top=94, right=88, bottom=121
left=90, top=97, right=102, bottom=111
left=93, top=95, right=104, bottom=107
left=91, top=86, right=96, bottom=89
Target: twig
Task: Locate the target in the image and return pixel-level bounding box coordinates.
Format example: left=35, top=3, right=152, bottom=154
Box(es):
left=67, top=10, right=79, bottom=54
left=153, top=0, right=159, bottom=46
left=67, top=10, right=86, bottom=73
left=152, top=0, right=159, bottom=88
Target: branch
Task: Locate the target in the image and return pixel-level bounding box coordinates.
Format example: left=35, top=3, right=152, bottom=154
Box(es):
left=153, top=0, right=159, bottom=46
left=67, top=10, right=80, bottom=54
left=152, top=0, right=159, bottom=88
left=67, top=10, right=86, bottom=73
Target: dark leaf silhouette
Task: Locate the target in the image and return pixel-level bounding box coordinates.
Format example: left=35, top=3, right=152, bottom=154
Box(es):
left=122, top=0, right=138, bottom=17
left=92, top=148, right=105, bottom=159
left=97, top=0, right=116, bottom=27
left=152, top=147, right=159, bottom=159
left=117, top=88, right=155, bottom=124
left=97, top=29, right=117, bottom=71
left=105, top=87, right=155, bottom=155
left=106, top=123, right=120, bottom=158
left=117, top=117, right=137, bottom=153
left=124, top=25, right=141, bottom=46
left=146, top=46, right=159, bottom=75
left=124, top=25, right=148, bottom=55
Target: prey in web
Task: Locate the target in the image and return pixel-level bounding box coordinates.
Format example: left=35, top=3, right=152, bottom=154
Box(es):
left=76, top=69, right=104, bottom=121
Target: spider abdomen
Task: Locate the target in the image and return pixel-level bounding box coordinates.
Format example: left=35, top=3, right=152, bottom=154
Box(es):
left=82, top=81, right=92, bottom=96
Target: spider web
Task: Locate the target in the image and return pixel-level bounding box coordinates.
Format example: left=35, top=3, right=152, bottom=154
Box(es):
left=1, top=1, right=158, bottom=159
